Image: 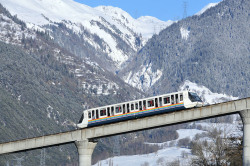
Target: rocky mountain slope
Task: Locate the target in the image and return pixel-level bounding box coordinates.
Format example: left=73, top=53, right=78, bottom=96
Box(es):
left=120, top=0, right=250, bottom=98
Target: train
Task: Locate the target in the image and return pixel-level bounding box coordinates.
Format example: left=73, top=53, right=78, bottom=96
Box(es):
left=77, top=90, right=203, bottom=128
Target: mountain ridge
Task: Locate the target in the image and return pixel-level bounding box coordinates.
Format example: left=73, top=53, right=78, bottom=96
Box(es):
left=0, top=0, right=172, bottom=70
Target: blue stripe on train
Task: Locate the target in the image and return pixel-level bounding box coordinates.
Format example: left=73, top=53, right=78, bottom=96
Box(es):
left=87, top=105, right=185, bottom=127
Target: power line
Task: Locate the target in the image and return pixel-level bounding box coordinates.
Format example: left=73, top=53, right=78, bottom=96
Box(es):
left=183, top=1, right=188, bottom=19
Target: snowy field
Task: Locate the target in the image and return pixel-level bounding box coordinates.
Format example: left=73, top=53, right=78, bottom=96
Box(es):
left=93, top=129, right=204, bottom=166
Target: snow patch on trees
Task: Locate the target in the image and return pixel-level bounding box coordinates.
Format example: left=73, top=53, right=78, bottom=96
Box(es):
left=123, top=64, right=163, bottom=91
left=180, top=27, right=190, bottom=40
left=179, top=80, right=238, bottom=105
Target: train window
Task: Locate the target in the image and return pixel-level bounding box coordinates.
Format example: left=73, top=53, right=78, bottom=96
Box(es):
left=100, top=108, right=106, bottom=116
left=88, top=111, right=91, bottom=119
left=135, top=103, right=139, bottom=110
left=147, top=99, right=154, bottom=107
left=180, top=94, right=183, bottom=101
left=79, top=114, right=84, bottom=123
left=131, top=103, right=134, bottom=111
left=131, top=103, right=135, bottom=111
left=188, top=92, right=202, bottom=102
left=115, top=105, right=122, bottom=113
left=164, top=97, right=170, bottom=104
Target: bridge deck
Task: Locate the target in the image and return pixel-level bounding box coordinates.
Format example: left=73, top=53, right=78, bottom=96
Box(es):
left=0, top=97, right=249, bottom=154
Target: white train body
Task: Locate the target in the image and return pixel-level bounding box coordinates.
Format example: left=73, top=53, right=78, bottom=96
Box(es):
left=77, top=91, right=203, bottom=128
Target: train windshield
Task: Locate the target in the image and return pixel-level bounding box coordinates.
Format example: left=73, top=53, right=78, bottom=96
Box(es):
left=188, top=92, right=202, bottom=102
left=79, top=114, right=84, bottom=123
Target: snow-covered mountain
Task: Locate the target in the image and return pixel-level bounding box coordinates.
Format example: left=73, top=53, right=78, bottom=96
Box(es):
left=0, top=0, right=172, bottom=69
left=120, top=0, right=249, bottom=98
left=195, top=2, right=219, bottom=16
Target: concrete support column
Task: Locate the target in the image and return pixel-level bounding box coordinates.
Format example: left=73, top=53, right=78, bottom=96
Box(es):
left=240, top=109, right=250, bottom=166
left=75, top=140, right=97, bottom=166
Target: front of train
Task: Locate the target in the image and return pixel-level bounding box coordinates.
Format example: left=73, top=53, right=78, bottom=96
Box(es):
left=184, top=91, right=203, bottom=108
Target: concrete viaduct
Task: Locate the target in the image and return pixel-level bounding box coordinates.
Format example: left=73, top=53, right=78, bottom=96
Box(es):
left=0, top=97, right=250, bottom=166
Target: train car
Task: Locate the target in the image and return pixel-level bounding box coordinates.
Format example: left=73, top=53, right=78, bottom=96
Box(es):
left=77, top=91, right=203, bottom=128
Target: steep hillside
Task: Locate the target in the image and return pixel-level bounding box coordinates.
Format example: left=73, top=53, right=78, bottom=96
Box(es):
left=0, top=5, right=145, bottom=165
left=121, top=0, right=250, bottom=97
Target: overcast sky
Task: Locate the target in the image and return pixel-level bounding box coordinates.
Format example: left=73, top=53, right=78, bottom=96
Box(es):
left=74, top=0, right=221, bottom=21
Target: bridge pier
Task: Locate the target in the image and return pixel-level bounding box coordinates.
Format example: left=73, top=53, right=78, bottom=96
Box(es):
left=240, top=109, right=250, bottom=166
left=75, top=140, right=97, bottom=166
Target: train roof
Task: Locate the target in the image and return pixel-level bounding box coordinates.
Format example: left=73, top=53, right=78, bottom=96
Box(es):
left=83, top=90, right=190, bottom=112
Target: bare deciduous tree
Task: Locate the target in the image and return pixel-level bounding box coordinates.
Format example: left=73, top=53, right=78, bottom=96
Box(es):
left=190, top=123, right=242, bottom=166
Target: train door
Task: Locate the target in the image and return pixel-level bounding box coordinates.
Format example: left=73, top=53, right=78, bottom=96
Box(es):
left=171, top=95, right=175, bottom=104
left=135, top=102, right=139, bottom=111
left=123, top=104, right=126, bottom=114
left=155, top=98, right=158, bottom=107
left=92, top=110, right=95, bottom=119
left=111, top=106, right=114, bottom=116
left=159, top=97, right=163, bottom=106
left=96, top=109, right=99, bottom=119
left=127, top=103, right=130, bottom=113
left=175, top=94, right=179, bottom=103
left=139, top=101, right=142, bottom=110
left=107, top=107, right=110, bottom=117
left=143, top=100, right=146, bottom=109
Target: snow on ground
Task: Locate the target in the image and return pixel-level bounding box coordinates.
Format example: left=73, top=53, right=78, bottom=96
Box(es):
left=94, top=147, right=191, bottom=166
left=195, top=2, right=220, bottom=16
left=145, top=129, right=205, bottom=147
left=93, top=129, right=205, bottom=166
left=180, top=27, right=190, bottom=40
left=176, top=129, right=204, bottom=140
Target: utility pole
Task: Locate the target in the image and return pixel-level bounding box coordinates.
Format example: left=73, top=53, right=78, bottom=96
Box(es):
left=40, top=149, right=50, bottom=166
left=183, top=1, right=188, bottom=19
left=13, top=155, right=25, bottom=166
left=113, top=135, right=120, bottom=156
left=37, top=149, right=50, bottom=166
